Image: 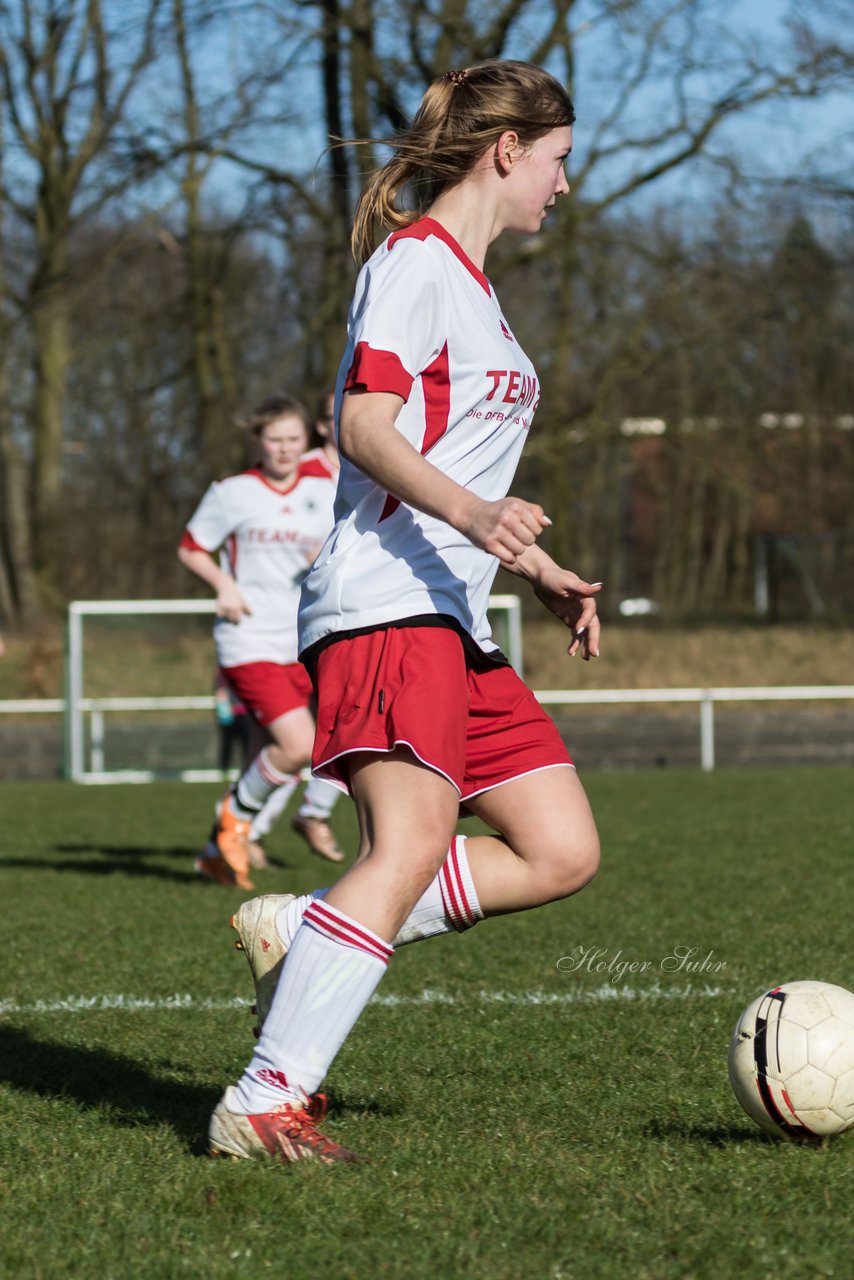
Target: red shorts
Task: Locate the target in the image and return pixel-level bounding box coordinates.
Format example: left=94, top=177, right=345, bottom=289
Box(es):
left=220, top=661, right=313, bottom=727
left=310, top=626, right=572, bottom=800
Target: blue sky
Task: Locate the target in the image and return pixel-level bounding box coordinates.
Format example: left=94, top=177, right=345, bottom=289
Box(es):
left=246, top=0, right=852, bottom=224
left=7, top=0, right=847, bottom=234
left=567, top=0, right=853, bottom=213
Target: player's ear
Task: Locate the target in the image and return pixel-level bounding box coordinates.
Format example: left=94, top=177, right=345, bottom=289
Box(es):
left=495, top=130, right=520, bottom=175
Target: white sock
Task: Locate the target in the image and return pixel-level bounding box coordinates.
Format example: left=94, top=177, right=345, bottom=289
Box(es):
left=276, top=889, right=329, bottom=944
left=250, top=777, right=297, bottom=842
left=395, top=835, right=484, bottom=943
left=232, top=748, right=296, bottom=820
left=296, top=776, right=342, bottom=821
left=274, top=836, right=483, bottom=950
left=235, top=901, right=393, bottom=1111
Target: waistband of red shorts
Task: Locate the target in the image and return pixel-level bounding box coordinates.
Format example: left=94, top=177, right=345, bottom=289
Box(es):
left=300, top=614, right=510, bottom=677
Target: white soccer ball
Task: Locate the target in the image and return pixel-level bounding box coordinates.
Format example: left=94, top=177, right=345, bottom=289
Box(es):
left=728, top=980, right=854, bottom=1140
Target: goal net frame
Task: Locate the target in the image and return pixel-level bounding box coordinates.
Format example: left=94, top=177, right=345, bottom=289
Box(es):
left=64, top=596, right=524, bottom=783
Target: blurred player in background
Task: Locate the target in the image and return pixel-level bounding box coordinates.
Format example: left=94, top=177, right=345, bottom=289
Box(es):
left=178, top=392, right=345, bottom=889
left=305, top=389, right=339, bottom=474
left=246, top=391, right=345, bottom=868
left=209, top=60, right=602, bottom=1164
left=214, top=669, right=252, bottom=772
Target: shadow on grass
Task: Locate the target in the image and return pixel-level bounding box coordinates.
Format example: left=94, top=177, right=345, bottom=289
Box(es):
left=2, top=846, right=203, bottom=882
left=0, top=1023, right=217, bottom=1153
left=644, top=1117, right=778, bottom=1147
left=51, top=843, right=295, bottom=876
left=0, top=1025, right=395, bottom=1155
left=54, top=842, right=201, bottom=859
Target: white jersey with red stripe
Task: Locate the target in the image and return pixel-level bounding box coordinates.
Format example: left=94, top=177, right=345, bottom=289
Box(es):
left=298, top=217, right=540, bottom=657
left=300, top=445, right=340, bottom=478
left=183, top=458, right=336, bottom=667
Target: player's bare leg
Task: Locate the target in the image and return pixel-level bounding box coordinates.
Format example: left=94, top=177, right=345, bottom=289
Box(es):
left=460, top=765, right=600, bottom=914
left=263, top=705, right=315, bottom=776
left=321, top=747, right=460, bottom=942
left=229, top=761, right=596, bottom=1035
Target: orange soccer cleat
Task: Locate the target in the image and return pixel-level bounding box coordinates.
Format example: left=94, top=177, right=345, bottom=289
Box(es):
left=214, top=792, right=255, bottom=890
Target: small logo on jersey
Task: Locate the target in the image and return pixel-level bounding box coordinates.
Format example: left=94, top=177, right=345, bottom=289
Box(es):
left=499, top=318, right=514, bottom=342
left=280, top=505, right=292, bottom=513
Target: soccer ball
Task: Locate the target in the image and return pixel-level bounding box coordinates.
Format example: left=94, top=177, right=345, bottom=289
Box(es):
left=728, top=980, right=854, bottom=1140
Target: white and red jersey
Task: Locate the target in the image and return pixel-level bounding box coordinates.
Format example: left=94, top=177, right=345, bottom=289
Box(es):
left=301, top=445, right=339, bottom=476
left=182, top=458, right=336, bottom=667
left=298, top=217, right=540, bottom=658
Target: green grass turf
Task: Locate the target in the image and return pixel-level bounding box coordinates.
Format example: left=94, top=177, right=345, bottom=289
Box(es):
left=1, top=769, right=853, bottom=1279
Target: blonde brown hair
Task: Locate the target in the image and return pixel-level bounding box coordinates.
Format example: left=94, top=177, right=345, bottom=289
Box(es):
left=240, top=393, right=310, bottom=439
left=239, top=393, right=310, bottom=467
left=309, top=390, right=335, bottom=450
left=351, top=60, right=575, bottom=263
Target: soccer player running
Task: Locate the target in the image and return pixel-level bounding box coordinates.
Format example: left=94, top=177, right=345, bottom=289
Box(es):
left=239, top=391, right=345, bottom=866
left=209, top=59, right=602, bottom=1163
left=178, top=393, right=346, bottom=890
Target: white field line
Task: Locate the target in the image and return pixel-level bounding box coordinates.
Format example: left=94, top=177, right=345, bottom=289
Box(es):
left=0, top=982, right=732, bottom=1017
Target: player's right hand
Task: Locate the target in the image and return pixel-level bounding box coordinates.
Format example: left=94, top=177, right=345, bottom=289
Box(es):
left=216, top=580, right=252, bottom=624
left=463, top=497, right=551, bottom=566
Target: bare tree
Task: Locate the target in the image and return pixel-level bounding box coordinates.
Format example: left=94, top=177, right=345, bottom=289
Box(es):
left=0, top=0, right=164, bottom=604
left=2, top=0, right=853, bottom=616
left=170, top=0, right=244, bottom=479
left=0, top=55, right=40, bottom=622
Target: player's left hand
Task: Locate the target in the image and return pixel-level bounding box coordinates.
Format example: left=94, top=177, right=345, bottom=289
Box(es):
left=533, top=571, right=602, bottom=659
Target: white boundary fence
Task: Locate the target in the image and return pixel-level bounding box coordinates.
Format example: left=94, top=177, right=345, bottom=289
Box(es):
left=535, top=685, right=854, bottom=772
left=0, top=597, right=851, bottom=781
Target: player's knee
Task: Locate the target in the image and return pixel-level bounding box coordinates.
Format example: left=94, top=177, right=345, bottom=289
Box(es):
left=546, top=830, right=601, bottom=900
left=266, top=741, right=308, bottom=775
left=360, top=832, right=449, bottom=893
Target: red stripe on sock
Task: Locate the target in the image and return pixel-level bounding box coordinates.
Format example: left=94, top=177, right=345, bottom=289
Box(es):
left=257, top=750, right=294, bottom=787
left=439, top=851, right=463, bottom=928
left=307, top=915, right=392, bottom=965
left=440, top=838, right=476, bottom=930
left=304, top=902, right=393, bottom=965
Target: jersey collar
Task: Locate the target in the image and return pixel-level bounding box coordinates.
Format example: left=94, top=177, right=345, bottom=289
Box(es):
left=390, top=217, right=492, bottom=296
left=244, top=467, right=300, bottom=497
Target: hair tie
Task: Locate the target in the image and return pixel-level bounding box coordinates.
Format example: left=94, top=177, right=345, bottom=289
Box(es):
left=443, top=69, right=468, bottom=86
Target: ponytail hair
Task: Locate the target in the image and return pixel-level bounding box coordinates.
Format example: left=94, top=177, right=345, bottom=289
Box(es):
left=351, top=60, right=575, bottom=263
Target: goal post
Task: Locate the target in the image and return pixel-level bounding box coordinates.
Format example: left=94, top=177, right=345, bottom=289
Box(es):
left=64, top=595, right=524, bottom=783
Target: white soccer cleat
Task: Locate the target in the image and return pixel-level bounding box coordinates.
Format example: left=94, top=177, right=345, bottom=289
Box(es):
left=209, top=1086, right=365, bottom=1164
left=247, top=840, right=272, bottom=870
left=230, top=894, right=296, bottom=1034
left=291, top=814, right=345, bottom=863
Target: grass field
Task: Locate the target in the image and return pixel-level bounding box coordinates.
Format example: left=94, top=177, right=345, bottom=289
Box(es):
left=2, top=769, right=853, bottom=1279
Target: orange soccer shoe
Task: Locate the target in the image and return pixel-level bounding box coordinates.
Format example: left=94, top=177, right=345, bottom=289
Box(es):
left=209, top=1087, right=365, bottom=1165
left=214, top=793, right=255, bottom=890
left=195, top=843, right=237, bottom=887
